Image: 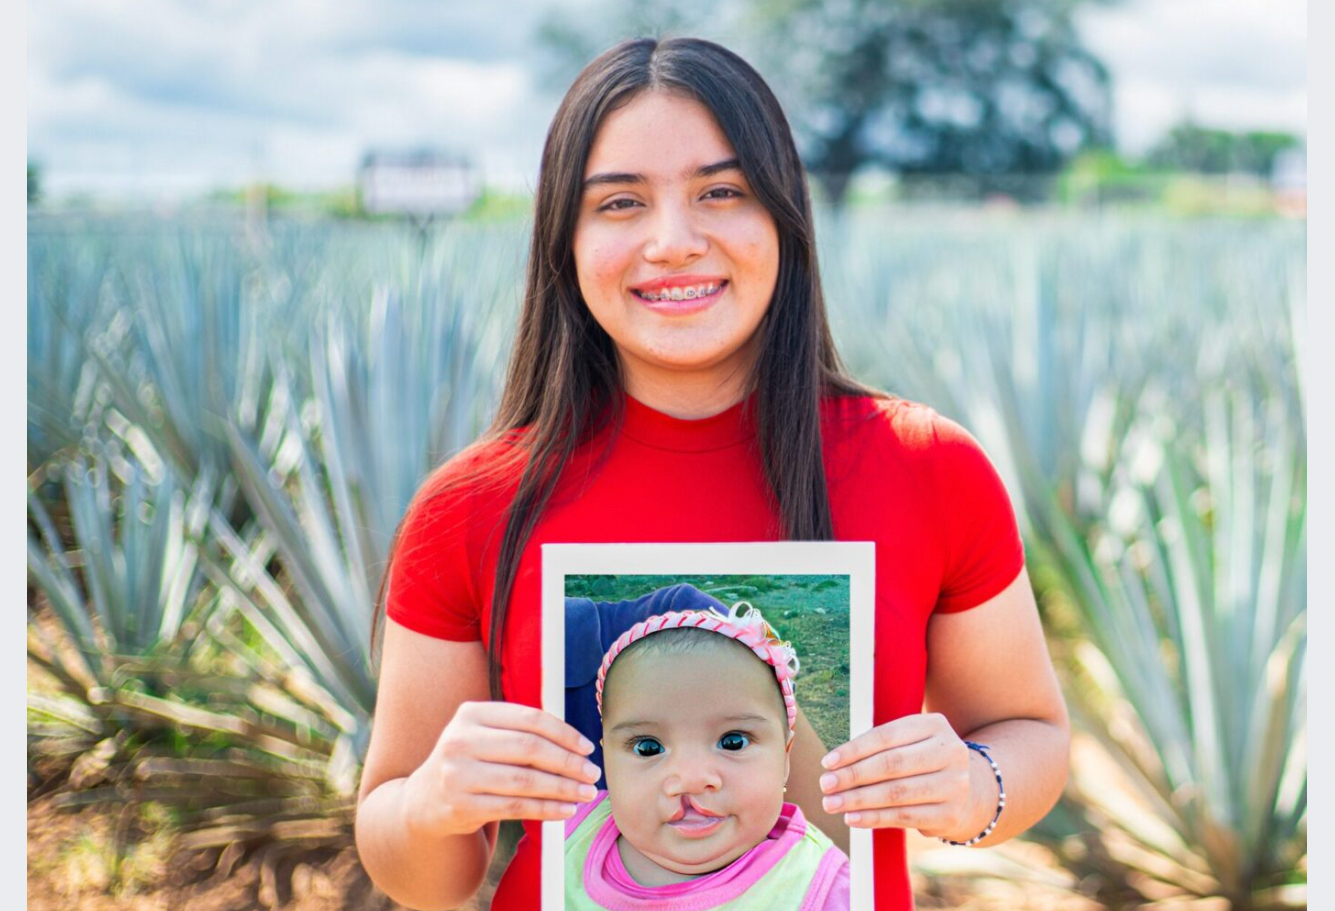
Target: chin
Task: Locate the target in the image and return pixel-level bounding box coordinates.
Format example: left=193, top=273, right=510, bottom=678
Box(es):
left=636, top=342, right=749, bottom=372
left=659, top=840, right=748, bottom=874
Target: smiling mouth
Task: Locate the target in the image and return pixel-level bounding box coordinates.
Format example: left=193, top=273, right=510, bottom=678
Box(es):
left=630, top=280, right=728, bottom=312
left=631, top=280, right=728, bottom=302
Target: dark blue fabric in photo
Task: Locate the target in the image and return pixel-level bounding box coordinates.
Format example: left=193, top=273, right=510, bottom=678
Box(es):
left=564, top=583, right=728, bottom=788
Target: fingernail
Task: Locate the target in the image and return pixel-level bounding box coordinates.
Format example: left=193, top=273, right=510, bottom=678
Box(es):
left=583, top=762, right=601, bottom=780
left=561, top=803, right=578, bottom=816
left=578, top=784, right=597, bottom=801
left=822, top=751, right=839, bottom=769
left=819, top=773, right=837, bottom=791
left=823, top=795, right=843, bottom=811
left=578, top=736, right=595, bottom=753
left=845, top=812, right=862, bottom=824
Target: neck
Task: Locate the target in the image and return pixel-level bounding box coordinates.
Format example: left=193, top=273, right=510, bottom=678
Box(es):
left=618, top=349, right=757, bottom=420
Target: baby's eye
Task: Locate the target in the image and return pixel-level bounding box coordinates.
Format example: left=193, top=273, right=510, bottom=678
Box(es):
left=632, top=737, right=665, bottom=757
left=718, top=732, right=750, bottom=751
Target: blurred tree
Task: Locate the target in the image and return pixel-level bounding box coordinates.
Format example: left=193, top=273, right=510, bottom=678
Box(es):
left=534, top=0, right=1114, bottom=205
left=28, top=161, right=42, bottom=205
left=534, top=0, right=750, bottom=93
left=1146, top=121, right=1302, bottom=176
left=752, top=0, right=1113, bottom=203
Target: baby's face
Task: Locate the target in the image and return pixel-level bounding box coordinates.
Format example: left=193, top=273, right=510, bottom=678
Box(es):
left=601, top=644, right=791, bottom=878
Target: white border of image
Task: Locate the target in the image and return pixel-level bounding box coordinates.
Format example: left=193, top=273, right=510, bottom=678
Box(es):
left=540, top=541, right=876, bottom=911
left=1305, top=2, right=1327, bottom=902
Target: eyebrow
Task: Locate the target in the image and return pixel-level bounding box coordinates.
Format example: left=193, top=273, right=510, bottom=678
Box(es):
left=581, top=158, right=743, bottom=192
left=608, top=712, right=774, bottom=734
left=714, top=713, right=772, bottom=726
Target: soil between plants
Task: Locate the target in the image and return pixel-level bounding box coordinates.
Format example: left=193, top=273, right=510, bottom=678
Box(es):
left=26, top=796, right=504, bottom=911
left=29, top=797, right=1100, bottom=910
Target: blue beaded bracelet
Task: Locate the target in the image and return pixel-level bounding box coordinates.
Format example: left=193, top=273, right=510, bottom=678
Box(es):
left=940, top=741, right=1005, bottom=846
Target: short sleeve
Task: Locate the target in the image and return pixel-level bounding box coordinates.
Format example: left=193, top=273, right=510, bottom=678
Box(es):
left=385, top=469, right=484, bottom=641
left=927, top=411, right=1025, bottom=614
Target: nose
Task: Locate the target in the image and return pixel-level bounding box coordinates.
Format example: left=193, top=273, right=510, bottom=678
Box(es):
left=642, top=201, right=707, bottom=266
left=661, top=748, right=723, bottom=796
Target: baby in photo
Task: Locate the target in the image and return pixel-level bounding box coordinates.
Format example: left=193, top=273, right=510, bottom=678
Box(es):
left=564, top=603, right=849, bottom=910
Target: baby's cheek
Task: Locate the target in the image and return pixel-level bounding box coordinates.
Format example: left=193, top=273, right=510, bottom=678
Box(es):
left=732, top=765, right=787, bottom=825
left=608, top=786, right=657, bottom=844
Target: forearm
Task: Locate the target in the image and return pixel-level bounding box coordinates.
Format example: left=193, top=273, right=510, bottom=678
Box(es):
left=355, top=776, right=495, bottom=911
left=943, top=717, right=1069, bottom=847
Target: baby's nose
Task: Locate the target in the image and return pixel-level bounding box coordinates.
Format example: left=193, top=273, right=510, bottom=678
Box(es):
left=663, top=759, right=723, bottom=795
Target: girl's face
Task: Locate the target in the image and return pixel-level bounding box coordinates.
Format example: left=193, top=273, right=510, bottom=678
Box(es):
left=572, top=90, right=781, bottom=404
left=600, top=644, right=792, bottom=881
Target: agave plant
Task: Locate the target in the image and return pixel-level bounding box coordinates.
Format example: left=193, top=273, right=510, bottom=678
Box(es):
left=82, top=228, right=276, bottom=490
left=1024, top=383, right=1306, bottom=910
left=27, top=208, right=1305, bottom=905
left=27, top=442, right=215, bottom=781
left=823, top=212, right=1306, bottom=907
left=27, top=441, right=364, bottom=854
left=27, top=229, right=112, bottom=476
left=205, top=277, right=509, bottom=763
left=26, top=217, right=516, bottom=843
left=908, top=381, right=1305, bottom=909
left=27, top=445, right=212, bottom=683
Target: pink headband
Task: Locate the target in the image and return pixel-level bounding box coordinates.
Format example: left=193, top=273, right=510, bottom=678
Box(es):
left=595, top=602, right=801, bottom=731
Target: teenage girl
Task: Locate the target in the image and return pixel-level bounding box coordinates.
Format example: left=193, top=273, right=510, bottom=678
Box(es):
left=355, top=36, right=1069, bottom=911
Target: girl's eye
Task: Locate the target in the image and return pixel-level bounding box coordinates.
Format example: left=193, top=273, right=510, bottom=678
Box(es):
left=599, top=189, right=739, bottom=212
left=719, top=732, right=750, bottom=751
left=632, top=738, right=665, bottom=757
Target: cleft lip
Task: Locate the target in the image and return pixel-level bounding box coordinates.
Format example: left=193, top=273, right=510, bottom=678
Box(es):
left=630, top=274, right=728, bottom=295
left=686, top=795, right=724, bottom=818
left=666, top=795, right=725, bottom=823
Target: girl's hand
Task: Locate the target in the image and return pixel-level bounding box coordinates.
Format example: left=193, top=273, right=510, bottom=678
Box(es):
left=401, top=701, right=602, bottom=839
left=817, top=713, right=996, bottom=840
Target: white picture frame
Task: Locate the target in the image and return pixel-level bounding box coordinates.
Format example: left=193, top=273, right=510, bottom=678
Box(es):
left=541, top=541, right=876, bottom=910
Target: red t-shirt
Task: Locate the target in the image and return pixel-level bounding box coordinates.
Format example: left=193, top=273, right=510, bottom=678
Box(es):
left=387, top=391, right=1025, bottom=910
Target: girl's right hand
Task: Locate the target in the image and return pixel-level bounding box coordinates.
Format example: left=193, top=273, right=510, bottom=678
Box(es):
left=401, top=701, right=602, bottom=838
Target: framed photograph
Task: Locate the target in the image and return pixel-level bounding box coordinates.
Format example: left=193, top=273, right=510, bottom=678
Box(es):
left=541, top=542, right=875, bottom=910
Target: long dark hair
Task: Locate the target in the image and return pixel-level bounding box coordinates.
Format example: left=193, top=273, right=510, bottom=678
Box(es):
left=377, top=36, right=876, bottom=699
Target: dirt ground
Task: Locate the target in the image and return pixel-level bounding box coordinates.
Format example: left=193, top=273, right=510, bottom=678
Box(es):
left=26, top=797, right=501, bottom=911
left=28, top=796, right=1100, bottom=911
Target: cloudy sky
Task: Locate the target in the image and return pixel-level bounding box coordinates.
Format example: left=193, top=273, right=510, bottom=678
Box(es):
left=28, top=0, right=1306, bottom=200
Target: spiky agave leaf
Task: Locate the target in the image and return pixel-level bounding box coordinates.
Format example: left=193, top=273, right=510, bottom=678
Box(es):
left=89, top=291, right=509, bottom=839
left=214, top=279, right=506, bottom=734
left=1031, top=385, right=1305, bottom=906
left=26, top=442, right=229, bottom=794
left=27, top=226, right=113, bottom=475
left=27, top=447, right=215, bottom=683
left=32, top=599, right=364, bottom=843
left=831, top=214, right=1304, bottom=532
left=73, top=224, right=298, bottom=544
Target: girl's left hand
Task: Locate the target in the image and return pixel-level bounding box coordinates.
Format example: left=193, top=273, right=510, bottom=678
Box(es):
left=817, top=712, right=993, bottom=840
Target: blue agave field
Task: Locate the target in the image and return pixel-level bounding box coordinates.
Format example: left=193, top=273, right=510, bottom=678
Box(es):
left=26, top=208, right=1305, bottom=909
